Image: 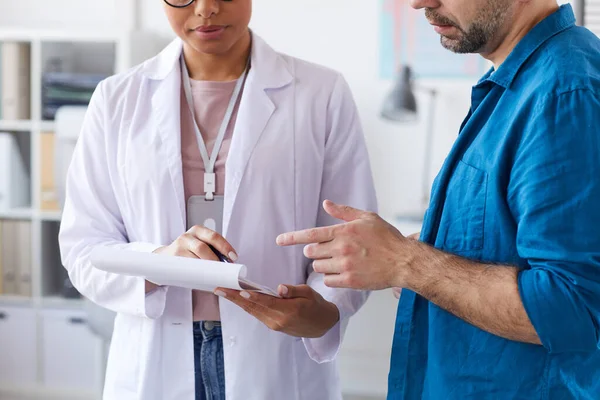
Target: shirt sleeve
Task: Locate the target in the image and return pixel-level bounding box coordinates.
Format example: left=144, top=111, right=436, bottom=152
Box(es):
left=510, top=88, right=600, bottom=353
left=59, top=81, right=168, bottom=320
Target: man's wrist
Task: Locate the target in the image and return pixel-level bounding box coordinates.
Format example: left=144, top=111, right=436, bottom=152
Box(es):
left=397, top=240, right=441, bottom=292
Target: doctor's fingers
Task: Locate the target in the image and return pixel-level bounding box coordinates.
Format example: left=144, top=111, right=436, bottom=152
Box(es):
left=218, top=289, right=301, bottom=321
left=224, top=291, right=312, bottom=334
left=238, top=290, right=282, bottom=310
left=155, top=243, right=201, bottom=260
left=186, top=225, right=238, bottom=261
left=178, top=234, right=221, bottom=262
left=216, top=290, right=285, bottom=326
left=278, top=284, right=315, bottom=299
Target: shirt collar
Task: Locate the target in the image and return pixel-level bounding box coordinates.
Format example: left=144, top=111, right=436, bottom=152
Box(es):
left=483, top=4, right=576, bottom=89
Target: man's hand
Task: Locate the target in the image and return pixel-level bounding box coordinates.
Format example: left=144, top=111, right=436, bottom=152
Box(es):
left=276, top=200, right=421, bottom=290
left=279, top=202, right=542, bottom=345
left=214, top=285, right=340, bottom=338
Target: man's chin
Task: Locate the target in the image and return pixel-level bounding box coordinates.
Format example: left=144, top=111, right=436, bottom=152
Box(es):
left=440, top=37, right=480, bottom=54
left=440, top=36, right=462, bottom=52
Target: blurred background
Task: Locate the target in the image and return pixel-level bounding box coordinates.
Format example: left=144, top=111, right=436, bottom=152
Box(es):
left=0, top=0, right=593, bottom=399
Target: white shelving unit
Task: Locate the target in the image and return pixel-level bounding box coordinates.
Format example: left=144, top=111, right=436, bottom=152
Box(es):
left=0, top=120, right=34, bottom=131
left=586, top=0, right=600, bottom=36
left=0, top=27, right=164, bottom=400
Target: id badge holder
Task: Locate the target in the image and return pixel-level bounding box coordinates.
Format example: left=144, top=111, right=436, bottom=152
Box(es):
left=187, top=195, right=225, bottom=234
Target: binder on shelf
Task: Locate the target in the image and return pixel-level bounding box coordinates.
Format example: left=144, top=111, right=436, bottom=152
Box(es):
left=0, top=131, right=30, bottom=211
left=0, top=220, right=3, bottom=295
left=40, top=132, right=60, bottom=211
left=0, top=44, right=2, bottom=119
left=17, top=220, right=32, bottom=297
left=1, top=220, right=18, bottom=295
left=1, top=42, right=31, bottom=120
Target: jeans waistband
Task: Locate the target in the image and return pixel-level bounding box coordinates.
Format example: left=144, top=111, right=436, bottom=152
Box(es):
left=193, top=321, right=222, bottom=338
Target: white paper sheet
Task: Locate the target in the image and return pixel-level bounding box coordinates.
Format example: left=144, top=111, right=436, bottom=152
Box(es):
left=89, top=247, right=279, bottom=297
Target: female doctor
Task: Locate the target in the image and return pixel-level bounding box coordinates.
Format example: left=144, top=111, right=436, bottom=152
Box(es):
left=58, top=0, right=377, bottom=399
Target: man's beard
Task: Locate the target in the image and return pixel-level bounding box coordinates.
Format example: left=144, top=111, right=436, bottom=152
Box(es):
left=425, top=1, right=510, bottom=54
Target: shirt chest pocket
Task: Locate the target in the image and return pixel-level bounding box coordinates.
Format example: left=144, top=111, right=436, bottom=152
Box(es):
left=437, top=160, right=488, bottom=253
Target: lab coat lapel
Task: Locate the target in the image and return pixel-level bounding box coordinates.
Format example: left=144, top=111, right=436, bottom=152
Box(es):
left=223, top=35, right=293, bottom=237
left=149, top=49, right=186, bottom=231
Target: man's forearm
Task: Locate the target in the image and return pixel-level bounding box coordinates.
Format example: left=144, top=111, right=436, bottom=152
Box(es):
left=404, top=243, right=541, bottom=345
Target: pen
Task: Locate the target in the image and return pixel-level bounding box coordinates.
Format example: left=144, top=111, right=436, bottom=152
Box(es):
left=208, top=244, right=230, bottom=263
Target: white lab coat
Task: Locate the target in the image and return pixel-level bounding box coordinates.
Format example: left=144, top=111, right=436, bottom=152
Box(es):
left=59, top=34, right=377, bottom=400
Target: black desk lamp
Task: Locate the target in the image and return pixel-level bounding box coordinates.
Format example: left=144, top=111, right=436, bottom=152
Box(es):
left=381, top=65, right=438, bottom=223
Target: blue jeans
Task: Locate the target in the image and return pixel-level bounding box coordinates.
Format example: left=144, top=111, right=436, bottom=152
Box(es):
left=193, top=321, right=226, bottom=400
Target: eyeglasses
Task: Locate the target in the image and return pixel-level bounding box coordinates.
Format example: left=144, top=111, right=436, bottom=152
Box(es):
left=164, top=0, right=233, bottom=8
left=164, top=0, right=233, bottom=7
left=163, top=0, right=195, bottom=8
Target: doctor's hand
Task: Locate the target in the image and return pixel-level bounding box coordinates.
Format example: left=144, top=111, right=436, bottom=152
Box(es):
left=276, top=200, right=421, bottom=291
left=146, top=226, right=239, bottom=293
left=214, top=285, right=340, bottom=338
left=153, top=225, right=238, bottom=261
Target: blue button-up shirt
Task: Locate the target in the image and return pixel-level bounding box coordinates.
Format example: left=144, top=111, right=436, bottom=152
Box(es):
left=388, top=5, right=600, bottom=399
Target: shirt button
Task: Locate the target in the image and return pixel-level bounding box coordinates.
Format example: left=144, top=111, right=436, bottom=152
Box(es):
left=204, top=321, right=215, bottom=331
left=229, top=336, right=236, bottom=346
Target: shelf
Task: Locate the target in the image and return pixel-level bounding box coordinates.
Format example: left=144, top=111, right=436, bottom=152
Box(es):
left=0, top=295, right=34, bottom=307
left=41, top=296, right=85, bottom=310
left=0, top=28, right=122, bottom=43
left=40, top=121, right=56, bottom=132
left=0, top=120, right=33, bottom=131
left=0, top=296, right=85, bottom=309
left=39, top=210, right=62, bottom=222
left=0, top=208, right=34, bottom=220
left=0, top=209, right=63, bottom=221
left=0, top=120, right=56, bottom=132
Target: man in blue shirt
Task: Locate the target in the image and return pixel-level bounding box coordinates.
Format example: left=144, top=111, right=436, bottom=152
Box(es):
left=276, top=1, right=600, bottom=398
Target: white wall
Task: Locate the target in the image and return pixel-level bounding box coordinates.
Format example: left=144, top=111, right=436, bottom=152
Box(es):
left=0, top=0, right=124, bottom=30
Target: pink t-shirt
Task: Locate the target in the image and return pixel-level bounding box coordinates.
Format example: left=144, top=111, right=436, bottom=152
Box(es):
left=181, top=77, right=242, bottom=322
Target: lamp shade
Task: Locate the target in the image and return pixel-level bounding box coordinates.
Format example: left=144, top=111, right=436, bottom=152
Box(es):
left=381, top=65, right=418, bottom=122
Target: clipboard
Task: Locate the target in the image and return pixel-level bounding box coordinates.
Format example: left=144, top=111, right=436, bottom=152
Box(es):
left=90, top=246, right=280, bottom=297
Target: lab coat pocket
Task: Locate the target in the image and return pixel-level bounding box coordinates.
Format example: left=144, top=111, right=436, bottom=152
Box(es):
left=438, top=160, right=487, bottom=253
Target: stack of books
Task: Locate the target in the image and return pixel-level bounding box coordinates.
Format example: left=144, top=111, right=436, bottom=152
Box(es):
left=41, top=72, right=106, bottom=120
left=0, top=220, right=32, bottom=297
left=0, top=41, right=108, bottom=121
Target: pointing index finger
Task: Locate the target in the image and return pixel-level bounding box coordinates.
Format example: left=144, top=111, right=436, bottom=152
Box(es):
left=276, top=226, right=336, bottom=246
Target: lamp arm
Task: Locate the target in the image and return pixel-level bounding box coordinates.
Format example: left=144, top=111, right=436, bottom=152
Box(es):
left=414, top=84, right=439, bottom=97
